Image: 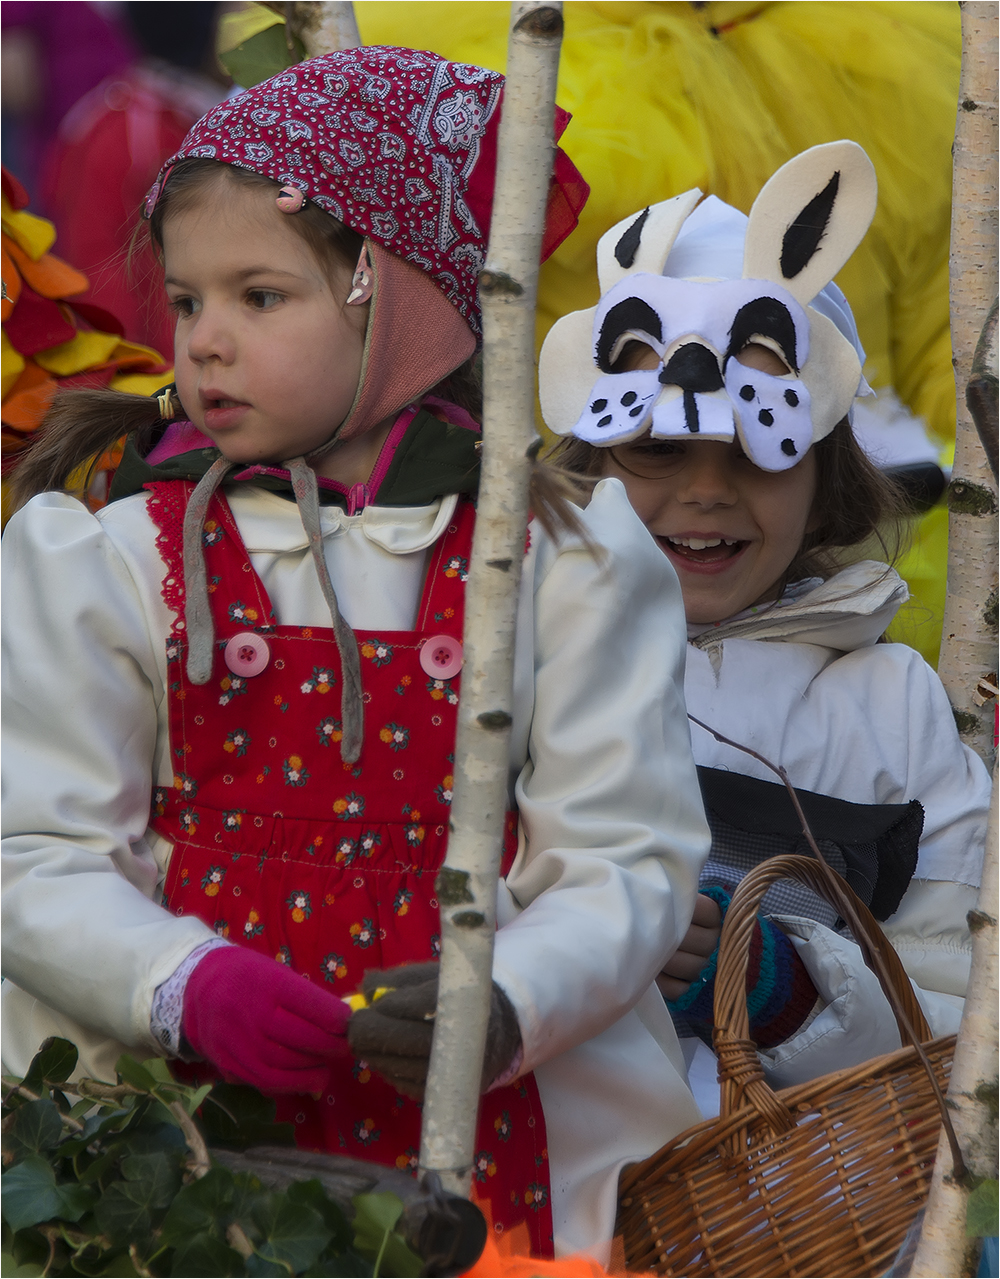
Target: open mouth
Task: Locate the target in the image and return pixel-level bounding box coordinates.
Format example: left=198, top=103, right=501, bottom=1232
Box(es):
left=657, top=535, right=747, bottom=566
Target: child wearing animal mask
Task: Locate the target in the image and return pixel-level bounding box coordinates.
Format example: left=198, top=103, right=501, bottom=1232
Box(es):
left=541, top=142, right=989, bottom=1110
left=2, top=49, right=712, bottom=1257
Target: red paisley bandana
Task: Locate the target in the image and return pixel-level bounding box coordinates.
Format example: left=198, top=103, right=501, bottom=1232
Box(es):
left=145, top=46, right=588, bottom=336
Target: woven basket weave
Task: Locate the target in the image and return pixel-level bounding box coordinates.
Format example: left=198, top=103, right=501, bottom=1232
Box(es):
left=617, top=855, right=957, bottom=1279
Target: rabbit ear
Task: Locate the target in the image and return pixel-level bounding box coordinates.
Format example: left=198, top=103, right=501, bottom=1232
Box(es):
left=539, top=307, right=600, bottom=436
left=597, top=189, right=703, bottom=292
left=743, top=141, right=877, bottom=305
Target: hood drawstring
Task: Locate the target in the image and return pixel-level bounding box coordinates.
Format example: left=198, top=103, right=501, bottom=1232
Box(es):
left=183, top=456, right=236, bottom=685
left=288, top=457, right=365, bottom=764
left=181, top=456, right=364, bottom=765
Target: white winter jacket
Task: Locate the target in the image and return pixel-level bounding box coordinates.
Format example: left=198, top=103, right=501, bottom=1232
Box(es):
left=683, top=560, right=989, bottom=1100
left=2, top=476, right=709, bottom=1258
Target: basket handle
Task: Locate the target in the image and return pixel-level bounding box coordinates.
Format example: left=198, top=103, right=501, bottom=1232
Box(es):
left=711, top=853, right=965, bottom=1177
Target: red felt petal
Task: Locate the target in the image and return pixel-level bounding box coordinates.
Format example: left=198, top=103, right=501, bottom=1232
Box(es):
left=69, top=301, right=125, bottom=337
left=1, top=166, right=30, bottom=212
left=4, top=284, right=77, bottom=356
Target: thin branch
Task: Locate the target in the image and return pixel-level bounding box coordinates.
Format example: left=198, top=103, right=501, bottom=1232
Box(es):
left=687, top=714, right=828, bottom=862
left=4, top=1083, right=85, bottom=1132
left=166, top=1098, right=211, bottom=1180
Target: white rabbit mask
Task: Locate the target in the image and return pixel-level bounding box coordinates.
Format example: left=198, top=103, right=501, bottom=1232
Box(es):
left=539, top=141, right=877, bottom=472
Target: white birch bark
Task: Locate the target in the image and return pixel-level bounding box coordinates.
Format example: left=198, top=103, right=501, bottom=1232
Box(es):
left=937, top=1, right=999, bottom=766
left=418, top=1, right=564, bottom=1197
left=909, top=763, right=998, bottom=1278
left=289, top=2, right=361, bottom=56
left=910, top=6, right=999, bottom=1275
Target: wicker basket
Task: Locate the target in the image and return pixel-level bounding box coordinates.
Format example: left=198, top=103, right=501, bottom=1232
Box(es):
left=618, top=854, right=958, bottom=1279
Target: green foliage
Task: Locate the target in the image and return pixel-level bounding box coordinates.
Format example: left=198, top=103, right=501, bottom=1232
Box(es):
left=219, top=24, right=305, bottom=90
left=1, top=1039, right=422, bottom=1277
left=966, top=1177, right=999, bottom=1239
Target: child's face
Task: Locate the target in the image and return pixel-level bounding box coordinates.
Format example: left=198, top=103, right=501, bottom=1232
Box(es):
left=603, top=341, right=820, bottom=624
left=163, top=179, right=367, bottom=465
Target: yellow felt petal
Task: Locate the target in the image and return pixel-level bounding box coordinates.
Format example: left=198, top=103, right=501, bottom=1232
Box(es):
left=110, top=368, right=175, bottom=397
left=344, top=993, right=368, bottom=1013
left=217, top=2, right=283, bottom=55
left=34, top=330, right=120, bottom=376
left=0, top=206, right=56, bottom=262
left=2, top=330, right=26, bottom=398
left=108, top=338, right=170, bottom=368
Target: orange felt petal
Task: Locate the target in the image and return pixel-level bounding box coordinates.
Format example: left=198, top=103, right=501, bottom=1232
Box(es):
left=5, top=238, right=88, bottom=299
left=1, top=359, right=58, bottom=431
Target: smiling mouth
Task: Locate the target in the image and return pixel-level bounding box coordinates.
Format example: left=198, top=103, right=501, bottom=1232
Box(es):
left=658, top=535, right=747, bottom=564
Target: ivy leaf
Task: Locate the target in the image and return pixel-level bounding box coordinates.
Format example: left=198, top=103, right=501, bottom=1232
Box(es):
left=169, top=1231, right=244, bottom=1277
left=967, top=1177, right=1000, bottom=1238
left=218, top=24, right=304, bottom=90
left=199, top=1083, right=295, bottom=1149
left=286, top=1179, right=352, bottom=1252
left=120, top=1151, right=181, bottom=1209
left=7, top=1098, right=63, bottom=1155
left=252, top=1193, right=332, bottom=1273
left=1, top=1156, right=93, bottom=1230
left=352, top=1192, right=403, bottom=1254
left=114, top=1056, right=157, bottom=1094
left=21, top=1037, right=78, bottom=1093
left=158, top=1165, right=237, bottom=1245
left=244, top=1256, right=290, bottom=1278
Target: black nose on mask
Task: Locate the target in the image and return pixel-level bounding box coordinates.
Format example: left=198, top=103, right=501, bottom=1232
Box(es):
left=657, top=343, right=724, bottom=435
left=658, top=342, right=724, bottom=393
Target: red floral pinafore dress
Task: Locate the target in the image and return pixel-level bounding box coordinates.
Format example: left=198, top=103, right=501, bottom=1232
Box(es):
left=146, top=482, right=553, bottom=1255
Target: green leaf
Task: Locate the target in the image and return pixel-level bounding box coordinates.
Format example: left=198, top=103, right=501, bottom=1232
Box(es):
left=114, top=1057, right=156, bottom=1094
left=218, top=24, right=305, bottom=90
left=304, top=1251, right=373, bottom=1278
left=158, top=1166, right=237, bottom=1245
left=21, top=1038, right=79, bottom=1092
left=200, top=1084, right=295, bottom=1149
left=120, top=1151, right=181, bottom=1209
left=0, top=1259, right=44, bottom=1278
left=286, top=1180, right=352, bottom=1252
left=185, top=1083, right=214, bottom=1116
left=94, top=1165, right=173, bottom=1247
left=967, top=1177, right=999, bottom=1238
left=252, top=1193, right=332, bottom=1273
left=351, top=1192, right=403, bottom=1255
left=7, top=1099, right=63, bottom=1155
left=2, top=1157, right=61, bottom=1230
left=169, top=1232, right=244, bottom=1277
left=244, top=1255, right=289, bottom=1278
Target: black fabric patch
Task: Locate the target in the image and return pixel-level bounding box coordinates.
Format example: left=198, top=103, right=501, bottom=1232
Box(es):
left=781, top=438, right=797, bottom=456
left=726, top=297, right=799, bottom=373
left=696, top=765, right=923, bottom=922
left=591, top=398, right=608, bottom=413
left=683, top=390, right=700, bottom=433
left=739, top=384, right=755, bottom=401
left=784, top=388, right=799, bottom=407
left=780, top=170, right=840, bottom=280
left=621, top=391, right=638, bottom=406
left=658, top=342, right=724, bottom=392
left=596, top=297, right=663, bottom=372
left=759, top=409, right=774, bottom=426
left=614, top=206, right=651, bottom=268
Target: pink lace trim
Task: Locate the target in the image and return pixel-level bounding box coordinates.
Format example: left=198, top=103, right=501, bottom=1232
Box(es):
left=145, top=483, right=190, bottom=630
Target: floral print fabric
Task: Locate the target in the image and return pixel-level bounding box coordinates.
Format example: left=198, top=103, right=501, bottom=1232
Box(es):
left=146, top=482, right=552, bottom=1255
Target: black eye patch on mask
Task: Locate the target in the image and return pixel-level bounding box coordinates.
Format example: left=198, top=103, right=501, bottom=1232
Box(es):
left=725, top=297, right=799, bottom=374
left=595, top=297, right=664, bottom=373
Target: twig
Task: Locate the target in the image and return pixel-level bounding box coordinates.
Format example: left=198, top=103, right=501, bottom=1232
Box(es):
left=4, top=1083, right=85, bottom=1132
left=166, top=1098, right=211, bottom=1180
left=687, top=714, right=828, bottom=862
left=75, top=1079, right=144, bottom=1103
left=227, top=1223, right=255, bottom=1259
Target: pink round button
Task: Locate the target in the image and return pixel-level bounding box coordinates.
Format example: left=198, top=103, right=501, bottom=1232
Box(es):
left=420, top=634, right=463, bottom=680
left=224, top=631, right=270, bottom=677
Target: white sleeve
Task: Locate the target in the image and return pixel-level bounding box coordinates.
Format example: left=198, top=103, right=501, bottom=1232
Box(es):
left=1, top=494, right=217, bottom=1054
left=494, top=478, right=711, bottom=1072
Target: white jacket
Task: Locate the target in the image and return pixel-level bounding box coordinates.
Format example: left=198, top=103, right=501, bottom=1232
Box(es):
left=683, top=561, right=989, bottom=1098
left=1, top=476, right=709, bottom=1258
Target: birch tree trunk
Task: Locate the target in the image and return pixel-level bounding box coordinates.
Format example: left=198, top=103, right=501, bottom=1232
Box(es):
left=937, top=1, right=999, bottom=766
left=909, top=6, right=999, bottom=1275
left=418, top=1, right=564, bottom=1198
left=289, top=1, right=361, bottom=56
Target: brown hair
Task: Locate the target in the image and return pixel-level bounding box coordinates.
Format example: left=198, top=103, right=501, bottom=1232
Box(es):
left=549, top=418, right=909, bottom=585
left=10, top=157, right=581, bottom=536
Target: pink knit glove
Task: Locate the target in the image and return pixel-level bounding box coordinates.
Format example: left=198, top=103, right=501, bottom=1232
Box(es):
left=181, top=947, right=351, bottom=1094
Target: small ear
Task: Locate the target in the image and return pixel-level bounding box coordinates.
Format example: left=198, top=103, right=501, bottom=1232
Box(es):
left=539, top=308, right=601, bottom=436
left=743, top=141, right=877, bottom=305
left=597, top=190, right=703, bottom=293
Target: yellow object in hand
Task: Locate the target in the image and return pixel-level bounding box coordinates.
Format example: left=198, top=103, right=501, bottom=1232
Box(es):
left=343, top=986, right=393, bottom=1013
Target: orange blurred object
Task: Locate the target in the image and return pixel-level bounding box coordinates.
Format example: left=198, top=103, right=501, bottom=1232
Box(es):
left=2, top=165, right=169, bottom=517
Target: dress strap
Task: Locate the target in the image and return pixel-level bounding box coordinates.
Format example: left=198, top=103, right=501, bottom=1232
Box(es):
left=416, top=497, right=476, bottom=635
left=145, top=481, right=277, bottom=634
